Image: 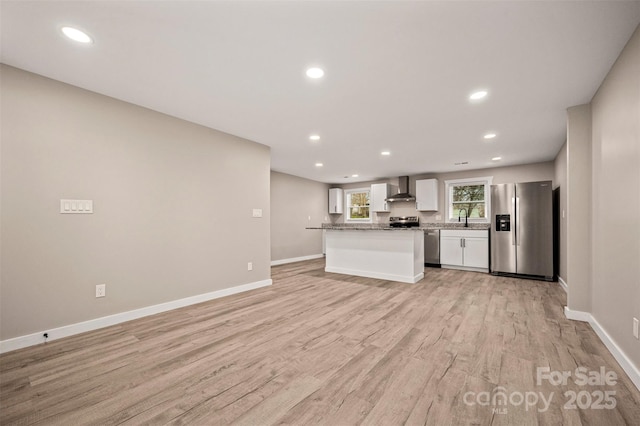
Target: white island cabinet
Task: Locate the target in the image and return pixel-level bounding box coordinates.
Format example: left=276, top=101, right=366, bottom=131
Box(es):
left=440, top=229, right=489, bottom=272
left=324, top=229, right=424, bottom=283
left=328, top=188, right=343, bottom=214
left=371, top=183, right=391, bottom=212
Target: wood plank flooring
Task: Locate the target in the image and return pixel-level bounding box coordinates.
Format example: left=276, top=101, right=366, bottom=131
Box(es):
left=1, top=259, right=639, bottom=425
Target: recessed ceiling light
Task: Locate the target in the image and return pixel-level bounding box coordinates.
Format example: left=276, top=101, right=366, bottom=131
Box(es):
left=484, top=133, right=497, bottom=139
left=492, top=156, right=502, bottom=161
left=61, top=26, right=93, bottom=44
left=469, top=90, right=488, bottom=101
left=306, top=68, right=324, bottom=79
left=352, top=174, right=359, bottom=178
left=381, top=151, right=391, bottom=156
left=315, top=162, right=323, bottom=167
left=309, top=134, right=320, bottom=141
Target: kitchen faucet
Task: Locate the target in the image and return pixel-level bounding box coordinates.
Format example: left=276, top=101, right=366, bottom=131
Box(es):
left=458, top=209, right=469, bottom=227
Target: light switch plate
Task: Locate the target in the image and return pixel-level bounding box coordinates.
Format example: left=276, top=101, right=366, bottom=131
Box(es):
left=633, top=318, right=639, bottom=339
left=61, top=199, right=93, bottom=214
left=252, top=209, right=262, bottom=218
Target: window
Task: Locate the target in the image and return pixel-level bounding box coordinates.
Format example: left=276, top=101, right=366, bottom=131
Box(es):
left=345, top=188, right=371, bottom=222
left=445, top=177, right=493, bottom=222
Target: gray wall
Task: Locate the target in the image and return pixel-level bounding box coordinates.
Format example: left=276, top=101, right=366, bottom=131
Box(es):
left=590, top=24, right=640, bottom=366
left=1, top=65, right=271, bottom=340
left=566, top=104, right=593, bottom=313
left=270, top=171, right=328, bottom=262
left=554, top=142, right=568, bottom=283
left=333, top=161, right=555, bottom=223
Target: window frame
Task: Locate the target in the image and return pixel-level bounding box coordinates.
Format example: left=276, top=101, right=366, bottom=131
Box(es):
left=444, top=176, right=493, bottom=223
left=344, top=187, right=372, bottom=222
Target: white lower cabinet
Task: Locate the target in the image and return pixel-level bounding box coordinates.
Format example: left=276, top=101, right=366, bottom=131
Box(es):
left=440, top=236, right=464, bottom=266
left=440, top=229, right=489, bottom=272
left=462, top=236, right=489, bottom=269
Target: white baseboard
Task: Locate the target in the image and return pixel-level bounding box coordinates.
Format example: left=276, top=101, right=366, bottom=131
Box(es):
left=0, top=278, right=272, bottom=354
left=564, top=307, right=640, bottom=392
left=325, top=266, right=424, bottom=284
left=558, top=276, right=568, bottom=293
left=271, top=254, right=324, bottom=266
left=441, top=265, right=489, bottom=274
left=564, top=306, right=591, bottom=322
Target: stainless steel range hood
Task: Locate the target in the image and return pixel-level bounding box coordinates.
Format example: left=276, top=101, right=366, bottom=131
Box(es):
left=386, top=176, right=415, bottom=202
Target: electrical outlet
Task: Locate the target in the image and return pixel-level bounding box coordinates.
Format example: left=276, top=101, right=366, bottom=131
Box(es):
left=247, top=262, right=253, bottom=271
left=633, top=318, right=639, bottom=339
left=96, top=284, right=106, bottom=298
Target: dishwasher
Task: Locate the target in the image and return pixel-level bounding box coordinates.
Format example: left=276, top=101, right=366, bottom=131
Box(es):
left=424, top=229, right=441, bottom=267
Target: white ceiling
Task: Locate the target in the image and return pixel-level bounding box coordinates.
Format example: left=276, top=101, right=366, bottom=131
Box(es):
left=2, top=1, right=639, bottom=184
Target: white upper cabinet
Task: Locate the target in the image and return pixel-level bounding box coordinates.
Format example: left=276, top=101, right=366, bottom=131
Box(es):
left=415, top=178, right=438, bottom=211
left=329, top=188, right=344, bottom=214
left=370, top=183, right=391, bottom=212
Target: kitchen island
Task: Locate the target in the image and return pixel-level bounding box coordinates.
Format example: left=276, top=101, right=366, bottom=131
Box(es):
left=318, top=227, right=424, bottom=284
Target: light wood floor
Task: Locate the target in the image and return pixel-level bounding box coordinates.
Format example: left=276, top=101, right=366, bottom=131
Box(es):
left=1, top=259, right=639, bottom=425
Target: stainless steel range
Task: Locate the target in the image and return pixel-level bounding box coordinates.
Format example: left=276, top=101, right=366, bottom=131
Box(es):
left=389, top=216, right=420, bottom=228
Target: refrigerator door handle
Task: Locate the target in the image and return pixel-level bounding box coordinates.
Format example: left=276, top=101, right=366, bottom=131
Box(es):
left=516, top=196, right=521, bottom=246
left=511, top=196, right=516, bottom=246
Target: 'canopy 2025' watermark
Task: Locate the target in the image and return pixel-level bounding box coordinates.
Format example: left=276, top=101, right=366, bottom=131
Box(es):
left=463, top=366, right=618, bottom=414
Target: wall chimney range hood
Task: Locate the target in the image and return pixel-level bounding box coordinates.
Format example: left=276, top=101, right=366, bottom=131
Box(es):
left=386, top=176, right=415, bottom=202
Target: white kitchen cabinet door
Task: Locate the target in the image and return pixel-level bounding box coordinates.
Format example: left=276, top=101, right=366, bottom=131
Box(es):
left=329, top=188, right=344, bottom=214
left=440, top=236, right=464, bottom=266
left=371, top=183, right=391, bottom=212
left=415, top=179, right=438, bottom=211
left=440, top=229, right=489, bottom=271
left=463, top=237, right=489, bottom=269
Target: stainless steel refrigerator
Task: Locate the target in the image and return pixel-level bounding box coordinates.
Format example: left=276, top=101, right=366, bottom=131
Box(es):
left=490, top=181, right=554, bottom=280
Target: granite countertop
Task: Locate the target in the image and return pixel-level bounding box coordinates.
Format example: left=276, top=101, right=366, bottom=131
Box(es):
left=306, top=225, right=418, bottom=231
left=420, top=222, right=491, bottom=230
left=307, top=223, right=490, bottom=231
